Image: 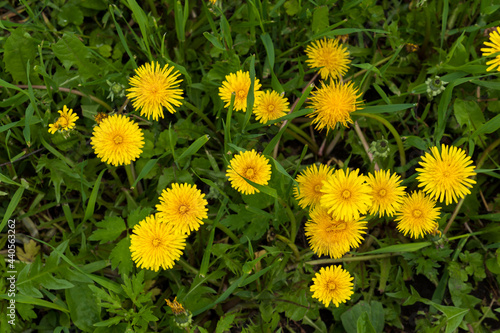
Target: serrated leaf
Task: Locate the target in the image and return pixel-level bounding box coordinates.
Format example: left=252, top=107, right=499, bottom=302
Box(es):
left=215, top=314, right=236, bottom=333
left=454, top=99, right=485, bottom=131
left=16, top=239, right=40, bottom=263
left=3, top=28, right=37, bottom=84
left=52, top=33, right=100, bottom=80
left=127, top=207, right=153, bottom=228
left=110, top=237, right=133, bottom=275
left=88, top=216, right=126, bottom=244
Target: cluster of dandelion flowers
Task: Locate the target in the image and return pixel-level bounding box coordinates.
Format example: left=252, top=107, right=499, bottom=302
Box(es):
left=308, top=81, right=362, bottom=132
left=226, top=150, right=271, bottom=195
left=481, top=27, right=500, bottom=72
left=126, top=62, right=183, bottom=120
left=305, top=38, right=351, bottom=80
left=130, top=214, right=187, bottom=272
left=395, top=191, right=441, bottom=239
left=305, top=206, right=367, bottom=259
left=367, top=170, right=406, bottom=217
left=156, top=183, right=208, bottom=235
left=320, top=168, right=371, bottom=220
left=294, top=164, right=334, bottom=209
left=219, top=70, right=262, bottom=112
left=253, top=90, right=289, bottom=124
left=91, top=114, right=144, bottom=166
left=48, top=105, right=79, bottom=134
left=310, top=265, right=354, bottom=307
left=416, top=144, right=476, bottom=205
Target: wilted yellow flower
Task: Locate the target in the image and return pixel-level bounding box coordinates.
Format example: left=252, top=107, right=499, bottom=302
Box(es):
left=156, top=183, right=208, bottom=235
left=253, top=90, right=289, bottom=124
left=367, top=170, right=406, bottom=217
left=320, top=168, right=372, bottom=220
left=395, top=191, right=441, bottom=239
left=305, top=206, right=366, bottom=259
left=165, top=297, right=186, bottom=315
left=305, top=38, right=351, bottom=80
left=48, top=105, right=79, bottom=134
left=308, top=81, right=362, bottom=132
left=293, top=164, right=334, bottom=209
left=94, top=112, right=108, bottom=125
left=226, top=150, right=271, bottom=195
left=416, top=144, right=476, bottom=205
left=310, top=265, right=354, bottom=307
left=218, top=70, right=262, bottom=111
left=481, top=27, right=500, bottom=72
left=127, top=62, right=183, bottom=120
left=130, top=214, right=186, bottom=271
left=90, top=114, right=144, bottom=166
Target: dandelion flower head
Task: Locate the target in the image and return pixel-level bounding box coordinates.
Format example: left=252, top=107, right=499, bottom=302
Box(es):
left=156, top=183, right=208, bottom=235
left=226, top=149, right=271, bottom=195
left=130, top=214, right=186, bottom=272
left=310, top=265, right=354, bottom=307
left=367, top=170, right=406, bottom=217
left=253, top=90, right=289, bottom=124
left=320, top=168, right=372, bottom=220
left=395, top=191, right=441, bottom=239
left=90, top=114, right=144, bottom=166
left=127, top=62, right=183, bottom=120
left=165, top=297, right=186, bottom=315
left=305, top=38, right=351, bottom=80
left=293, top=164, right=334, bottom=209
left=48, top=105, right=79, bottom=134
left=305, top=206, right=367, bottom=259
left=416, top=144, right=476, bottom=205
left=308, top=81, right=362, bottom=132
left=218, top=70, right=262, bottom=112
left=481, top=27, right=500, bottom=72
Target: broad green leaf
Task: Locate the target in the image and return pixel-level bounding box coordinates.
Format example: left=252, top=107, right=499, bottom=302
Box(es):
left=66, top=283, right=101, bottom=332
left=471, top=113, right=500, bottom=139
left=88, top=216, right=127, bottom=244
left=454, top=99, right=485, bottom=130
left=58, top=3, right=83, bottom=26
left=312, top=6, right=329, bottom=33
left=3, top=28, right=37, bottom=84
left=52, top=33, right=100, bottom=80
left=357, top=312, right=377, bottom=333
left=341, top=301, right=385, bottom=333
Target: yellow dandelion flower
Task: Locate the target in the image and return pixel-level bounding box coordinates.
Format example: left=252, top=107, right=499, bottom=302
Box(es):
left=395, top=191, right=441, bottom=239
left=416, top=144, right=476, bottom=205
left=308, top=81, right=362, bottom=132
left=127, top=62, right=183, bottom=120
left=320, top=168, right=371, bottom=220
left=48, top=105, right=79, bottom=134
left=130, top=214, right=186, bottom=272
left=253, top=90, right=289, bottom=124
left=90, top=114, right=145, bottom=166
left=165, top=297, right=186, bottom=315
left=305, top=38, right=351, bottom=80
left=481, top=27, right=500, bottom=72
left=305, top=206, right=367, bottom=259
left=310, top=265, right=354, bottom=307
left=208, top=0, right=216, bottom=4
left=156, top=183, right=208, bottom=235
left=293, top=164, right=334, bottom=209
left=218, top=70, right=262, bottom=112
left=367, top=170, right=406, bottom=217
left=226, top=150, right=271, bottom=195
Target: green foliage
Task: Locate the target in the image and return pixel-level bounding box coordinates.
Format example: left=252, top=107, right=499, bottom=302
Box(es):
left=1, top=0, right=500, bottom=332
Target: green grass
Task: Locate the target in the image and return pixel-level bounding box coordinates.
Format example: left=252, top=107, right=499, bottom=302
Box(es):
left=1, top=0, right=500, bottom=332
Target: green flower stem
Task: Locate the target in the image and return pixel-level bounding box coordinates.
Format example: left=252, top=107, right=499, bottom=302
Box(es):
left=182, top=100, right=218, bottom=134
left=16, top=85, right=113, bottom=112
left=125, top=163, right=139, bottom=197
left=287, top=123, right=319, bottom=153
left=443, top=197, right=465, bottom=236
left=305, top=253, right=394, bottom=266
left=354, top=112, right=406, bottom=175
left=278, top=197, right=298, bottom=244
left=476, top=137, right=500, bottom=170
left=275, top=234, right=301, bottom=263
left=354, top=120, right=380, bottom=171
left=177, top=257, right=199, bottom=275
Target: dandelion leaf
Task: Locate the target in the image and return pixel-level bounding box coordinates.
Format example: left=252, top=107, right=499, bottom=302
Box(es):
left=52, top=33, right=100, bottom=80
left=3, top=28, right=38, bottom=84
left=88, top=216, right=126, bottom=244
